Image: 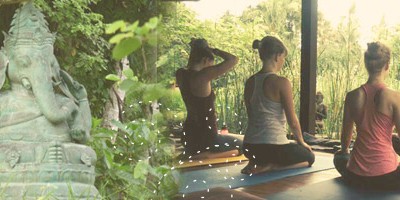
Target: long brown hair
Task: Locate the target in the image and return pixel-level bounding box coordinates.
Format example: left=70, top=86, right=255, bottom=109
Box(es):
left=253, top=36, right=287, bottom=61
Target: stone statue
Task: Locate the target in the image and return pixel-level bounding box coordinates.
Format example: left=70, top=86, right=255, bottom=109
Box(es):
left=315, top=91, right=328, bottom=134
left=0, top=2, right=100, bottom=199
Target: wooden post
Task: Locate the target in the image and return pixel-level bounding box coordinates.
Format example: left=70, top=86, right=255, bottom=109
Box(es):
left=300, top=0, right=317, bottom=134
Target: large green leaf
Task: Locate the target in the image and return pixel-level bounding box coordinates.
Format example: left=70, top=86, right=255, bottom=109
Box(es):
left=105, top=20, right=126, bottom=34
left=112, top=37, right=142, bottom=60
left=125, top=20, right=140, bottom=32
left=134, top=160, right=149, bottom=180
left=119, top=79, right=136, bottom=91
left=122, top=68, right=135, bottom=79
left=109, top=32, right=134, bottom=44
left=105, top=74, right=120, bottom=82
left=145, top=17, right=159, bottom=29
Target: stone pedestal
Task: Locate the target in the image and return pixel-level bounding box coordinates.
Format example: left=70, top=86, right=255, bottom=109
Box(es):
left=0, top=140, right=101, bottom=199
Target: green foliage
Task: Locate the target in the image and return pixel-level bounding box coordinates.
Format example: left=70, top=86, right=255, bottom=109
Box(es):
left=90, top=119, right=178, bottom=200
left=96, top=16, right=178, bottom=199
left=107, top=18, right=158, bottom=60
left=94, top=78, right=177, bottom=199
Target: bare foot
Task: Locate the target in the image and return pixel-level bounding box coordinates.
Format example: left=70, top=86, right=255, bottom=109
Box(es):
left=242, top=163, right=275, bottom=175
left=241, top=162, right=255, bottom=175
left=250, top=164, right=275, bottom=174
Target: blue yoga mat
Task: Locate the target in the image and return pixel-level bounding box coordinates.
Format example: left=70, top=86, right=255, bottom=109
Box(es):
left=267, top=178, right=400, bottom=200
left=179, top=155, right=335, bottom=194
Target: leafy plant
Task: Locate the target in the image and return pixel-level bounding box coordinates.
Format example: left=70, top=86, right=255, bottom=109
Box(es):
left=88, top=17, right=178, bottom=200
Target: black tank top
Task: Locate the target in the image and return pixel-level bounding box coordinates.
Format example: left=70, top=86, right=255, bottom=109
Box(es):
left=177, top=68, right=218, bottom=153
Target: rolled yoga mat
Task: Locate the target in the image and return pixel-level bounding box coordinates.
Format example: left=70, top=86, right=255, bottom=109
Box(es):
left=175, top=154, right=248, bottom=169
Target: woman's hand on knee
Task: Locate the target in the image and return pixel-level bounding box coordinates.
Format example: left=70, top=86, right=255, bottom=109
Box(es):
left=299, top=141, right=313, bottom=152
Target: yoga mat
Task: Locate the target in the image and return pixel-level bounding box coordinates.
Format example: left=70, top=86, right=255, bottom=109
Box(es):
left=176, top=154, right=248, bottom=169
left=179, top=155, right=334, bottom=194
left=267, top=178, right=400, bottom=200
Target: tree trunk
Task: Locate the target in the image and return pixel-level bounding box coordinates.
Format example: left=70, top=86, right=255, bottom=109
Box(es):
left=101, top=58, right=129, bottom=130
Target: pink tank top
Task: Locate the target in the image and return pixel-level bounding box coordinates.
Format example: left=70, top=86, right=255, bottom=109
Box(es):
left=347, top=84, right=398, bottom=176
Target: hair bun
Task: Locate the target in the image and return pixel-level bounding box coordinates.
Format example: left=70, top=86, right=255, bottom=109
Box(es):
left=252, top=39, right=261, bottom=49
left=366, top=42, right=381, bottom=59
left=190, top=38, right=209, bottom=49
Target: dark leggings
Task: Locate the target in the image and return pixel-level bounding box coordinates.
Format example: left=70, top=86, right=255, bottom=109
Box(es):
left=243, top=142, right=315, bottom=166
left=334, top=135, right=400, bottom=190
left=209, top=134, right=243, bottom=154
left=184, top=133, right=243, bottom=155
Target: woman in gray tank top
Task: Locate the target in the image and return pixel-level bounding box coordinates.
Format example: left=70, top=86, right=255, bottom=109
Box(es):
left=241, top=36, right=315, bottom=175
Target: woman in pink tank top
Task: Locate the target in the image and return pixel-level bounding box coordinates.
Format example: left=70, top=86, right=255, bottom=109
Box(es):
left=334, top=42, right=400, bottom=190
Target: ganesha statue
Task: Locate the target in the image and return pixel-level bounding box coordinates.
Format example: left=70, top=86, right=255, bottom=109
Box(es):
left=0, top=2, right=100, bottom=199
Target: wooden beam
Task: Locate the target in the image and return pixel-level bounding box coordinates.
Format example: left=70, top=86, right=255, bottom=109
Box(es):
left=300, top=0, right=317, bottom=134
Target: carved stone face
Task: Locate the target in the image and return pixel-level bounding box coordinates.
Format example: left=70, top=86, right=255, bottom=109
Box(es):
left=6, top=46, right=38, bottom=86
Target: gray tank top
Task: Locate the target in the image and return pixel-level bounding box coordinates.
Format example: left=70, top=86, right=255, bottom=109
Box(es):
left=244, top=72, right=290, bottom=144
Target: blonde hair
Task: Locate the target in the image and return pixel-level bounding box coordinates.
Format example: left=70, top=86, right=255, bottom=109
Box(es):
left=364, top=42, right=391, bottom=74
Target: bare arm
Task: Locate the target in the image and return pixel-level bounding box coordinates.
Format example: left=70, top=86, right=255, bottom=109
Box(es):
left=392, top=92, right=400, bottom=138
left=340, top=93, right=354, bottom=154
left=244, top=77, right=255, bottom=117
left=280, top=78, right=312, bottom=151
left=175, top=68, right=183, bottom=87
left=197, top=48, right=238, bottom=82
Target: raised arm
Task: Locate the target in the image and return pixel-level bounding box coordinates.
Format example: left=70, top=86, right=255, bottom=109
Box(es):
left=197, top=48, right=238, bottom=82
left=280, top=78, right=312, bottom=152
left=340, top=93, right=355, bottom=154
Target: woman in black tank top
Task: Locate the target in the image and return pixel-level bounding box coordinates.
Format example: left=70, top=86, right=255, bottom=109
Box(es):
left=176, top=38, right=243, bottom=159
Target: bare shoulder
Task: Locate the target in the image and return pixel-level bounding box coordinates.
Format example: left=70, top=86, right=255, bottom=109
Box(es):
left=344, top=87, right=364, bottom=105
left=245, top=75, right=256, bottom=85
left=275, top=76, right=291, bottom=89
left=347, top=87, right=363, bottom=98
left=381, top=87, right=400, bottom=97
left=381, top=87, right=400, bottom=104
